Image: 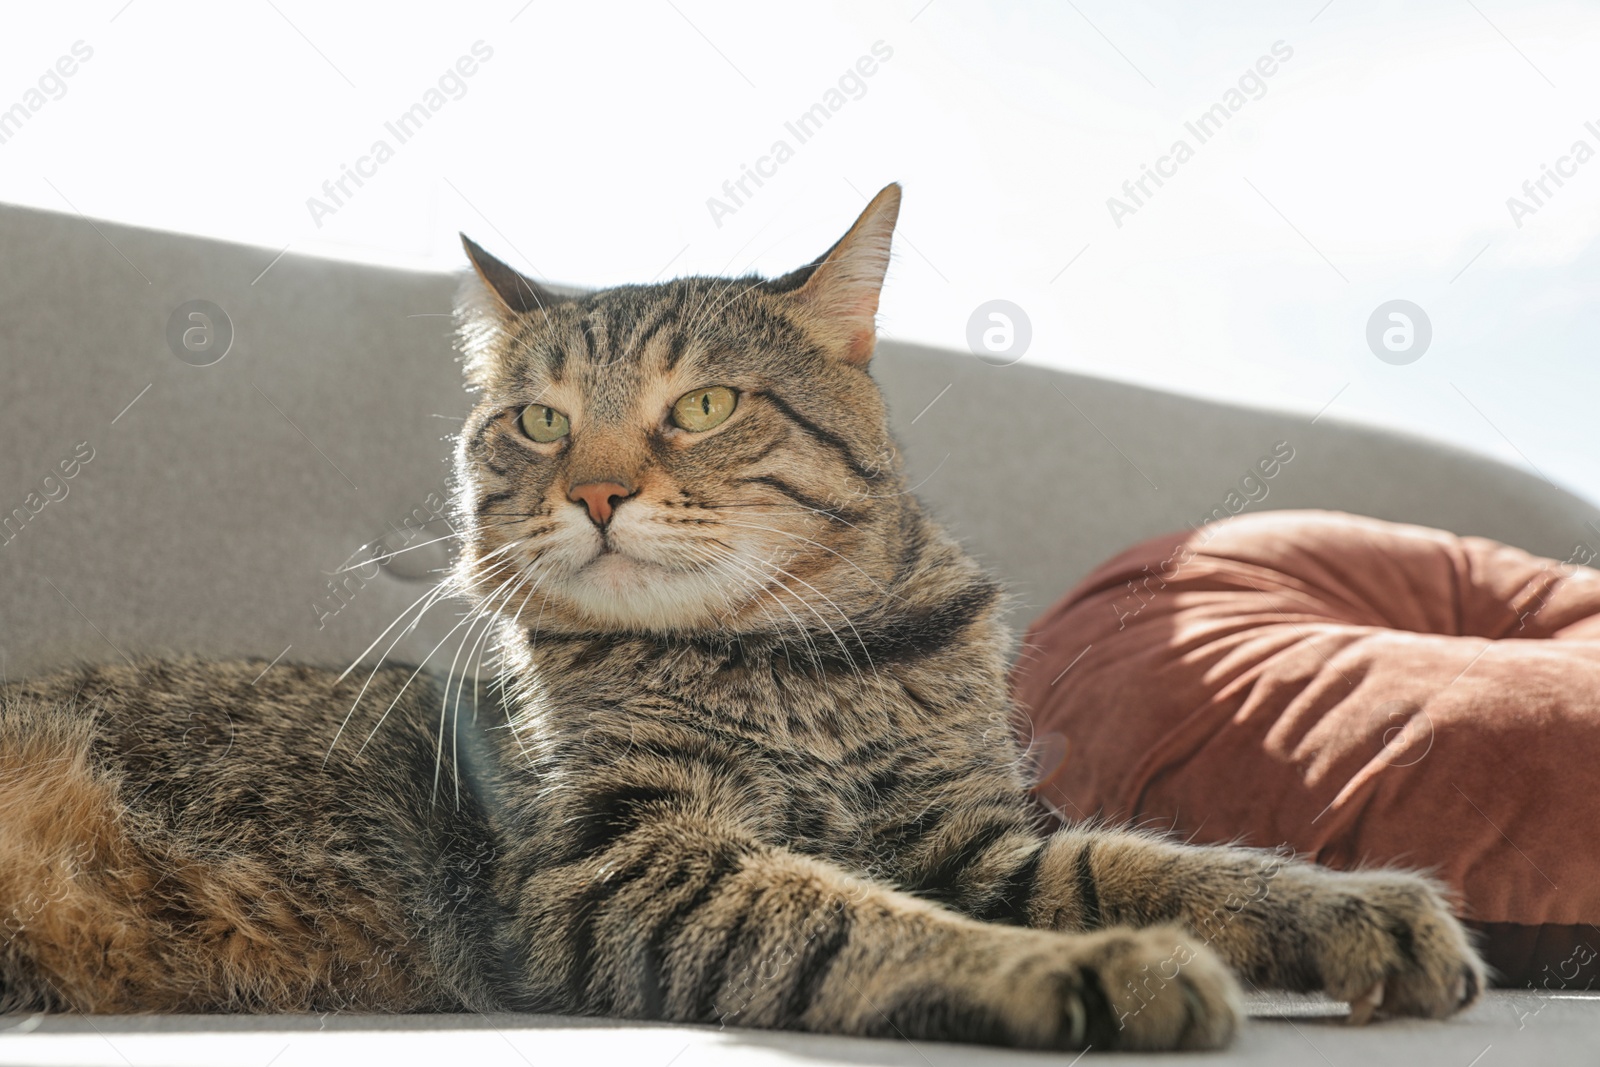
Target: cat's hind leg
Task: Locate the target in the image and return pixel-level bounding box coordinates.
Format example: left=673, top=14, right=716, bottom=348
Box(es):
left=0, top=671, right=441, bottom=1013
left=0, top=693, right=145, bottom=1012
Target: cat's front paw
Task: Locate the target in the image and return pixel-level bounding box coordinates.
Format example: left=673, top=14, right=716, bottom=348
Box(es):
left=1078, top=925, right=1244, bottom=1050
left=1287, top=869, right=1486, bottom=1021
left=977, top=924, right=1243, bottom=1051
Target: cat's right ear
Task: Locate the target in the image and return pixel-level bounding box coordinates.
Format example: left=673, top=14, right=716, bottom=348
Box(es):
left=460, top=234, right=561, bottom=316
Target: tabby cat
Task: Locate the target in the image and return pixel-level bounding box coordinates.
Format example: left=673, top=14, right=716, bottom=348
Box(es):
left=0, top=184, right=1484, bottom=1050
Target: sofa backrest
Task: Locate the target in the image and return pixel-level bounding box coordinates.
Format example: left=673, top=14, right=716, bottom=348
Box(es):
left=2, top=203, right=1594, bottom=678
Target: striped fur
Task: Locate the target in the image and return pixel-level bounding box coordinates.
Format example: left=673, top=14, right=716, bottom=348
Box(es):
left=0, top=185, right=1483, bottom=1049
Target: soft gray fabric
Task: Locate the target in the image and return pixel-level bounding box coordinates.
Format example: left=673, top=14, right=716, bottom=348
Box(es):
left=2, top=204, right=1596, bottom=1058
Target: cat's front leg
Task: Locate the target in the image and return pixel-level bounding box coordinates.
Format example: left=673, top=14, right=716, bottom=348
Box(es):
left=500, top=814, right=1242, bottom=1051
left=952, top=824, right=1486, bottom=1020
left=878, top=764, right=1484, bottom=1017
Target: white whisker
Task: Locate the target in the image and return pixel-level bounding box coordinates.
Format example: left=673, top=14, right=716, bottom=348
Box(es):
left=708, top=518, right=905, bottom=603
left=360, top=565, right=529, bottom=763
left=324, top=549, right=524, bottom=766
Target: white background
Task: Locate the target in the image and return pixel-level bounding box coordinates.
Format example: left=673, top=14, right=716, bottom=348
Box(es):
left=3, top=1, right=1597, bottom=506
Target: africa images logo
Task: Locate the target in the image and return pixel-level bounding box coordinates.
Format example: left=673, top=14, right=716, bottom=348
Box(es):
left=1106, top=41, right=1294, bottom=228
left=705, top=41, right=894, bottom=228
left=304, top=41, right=495, bottom=228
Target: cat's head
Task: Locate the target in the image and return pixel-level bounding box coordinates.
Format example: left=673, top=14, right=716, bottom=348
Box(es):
left=452, top=184, right=912, bottom=636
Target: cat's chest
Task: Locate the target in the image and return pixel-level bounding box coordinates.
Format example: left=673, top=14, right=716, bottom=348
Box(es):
left=518, top=638, right=987, bottom=857
left=555, top=658, right=925, bottom=851
left=660, top=678, right=898, bottom=803
left=682, top=723, right=928, bottom=862
left=576, top=640, right=909, bottom=753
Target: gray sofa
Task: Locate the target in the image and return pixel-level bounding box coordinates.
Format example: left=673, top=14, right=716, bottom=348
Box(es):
left=2, top=203, right=1596, bottom=1064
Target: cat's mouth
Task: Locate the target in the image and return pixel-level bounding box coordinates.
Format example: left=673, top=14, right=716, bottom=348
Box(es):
left=538, top=525, right=771, bottom=631
left=588, top=537, right=640, bottom=565
left=572, top=533, right=720, bottom=596
left=575, top=548, right=665, bottom=592
left=580, top=526, right=676, bottom=573
left=536, top=520, right=752, bottom=628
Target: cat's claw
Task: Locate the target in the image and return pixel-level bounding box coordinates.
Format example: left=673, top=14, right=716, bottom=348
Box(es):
left=1346, top=981, right=1384, bottom=1026
left=1264, top=866, right=1485, bottom=1020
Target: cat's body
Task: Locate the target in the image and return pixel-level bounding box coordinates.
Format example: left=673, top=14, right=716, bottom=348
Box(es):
left=0, top=185, right=1484, bottom=1050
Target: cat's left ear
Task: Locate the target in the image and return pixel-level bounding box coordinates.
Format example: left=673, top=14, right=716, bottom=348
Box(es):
left=780, top=183, right=900, bottom=366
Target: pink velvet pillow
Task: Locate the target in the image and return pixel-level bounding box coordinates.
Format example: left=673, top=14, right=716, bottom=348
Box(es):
left=1012, top=510, right=1600, bottom=987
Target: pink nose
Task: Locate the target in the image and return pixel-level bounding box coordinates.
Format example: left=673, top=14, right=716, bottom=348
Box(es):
left=567, top=481, right=634, bottom=526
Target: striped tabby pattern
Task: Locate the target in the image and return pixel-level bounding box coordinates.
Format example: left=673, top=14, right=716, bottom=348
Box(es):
left=0, top=185, right=1484, bottom=1049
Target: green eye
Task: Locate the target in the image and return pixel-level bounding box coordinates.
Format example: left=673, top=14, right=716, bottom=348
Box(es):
left=671, top=386, right=736, bottom=432
left=519, top=404, right=570, bottom=443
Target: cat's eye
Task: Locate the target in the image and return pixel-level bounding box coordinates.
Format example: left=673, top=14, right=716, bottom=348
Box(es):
left=671, top=387, right=737, bottom=433
left=519, top=404, right=570, bottom=443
